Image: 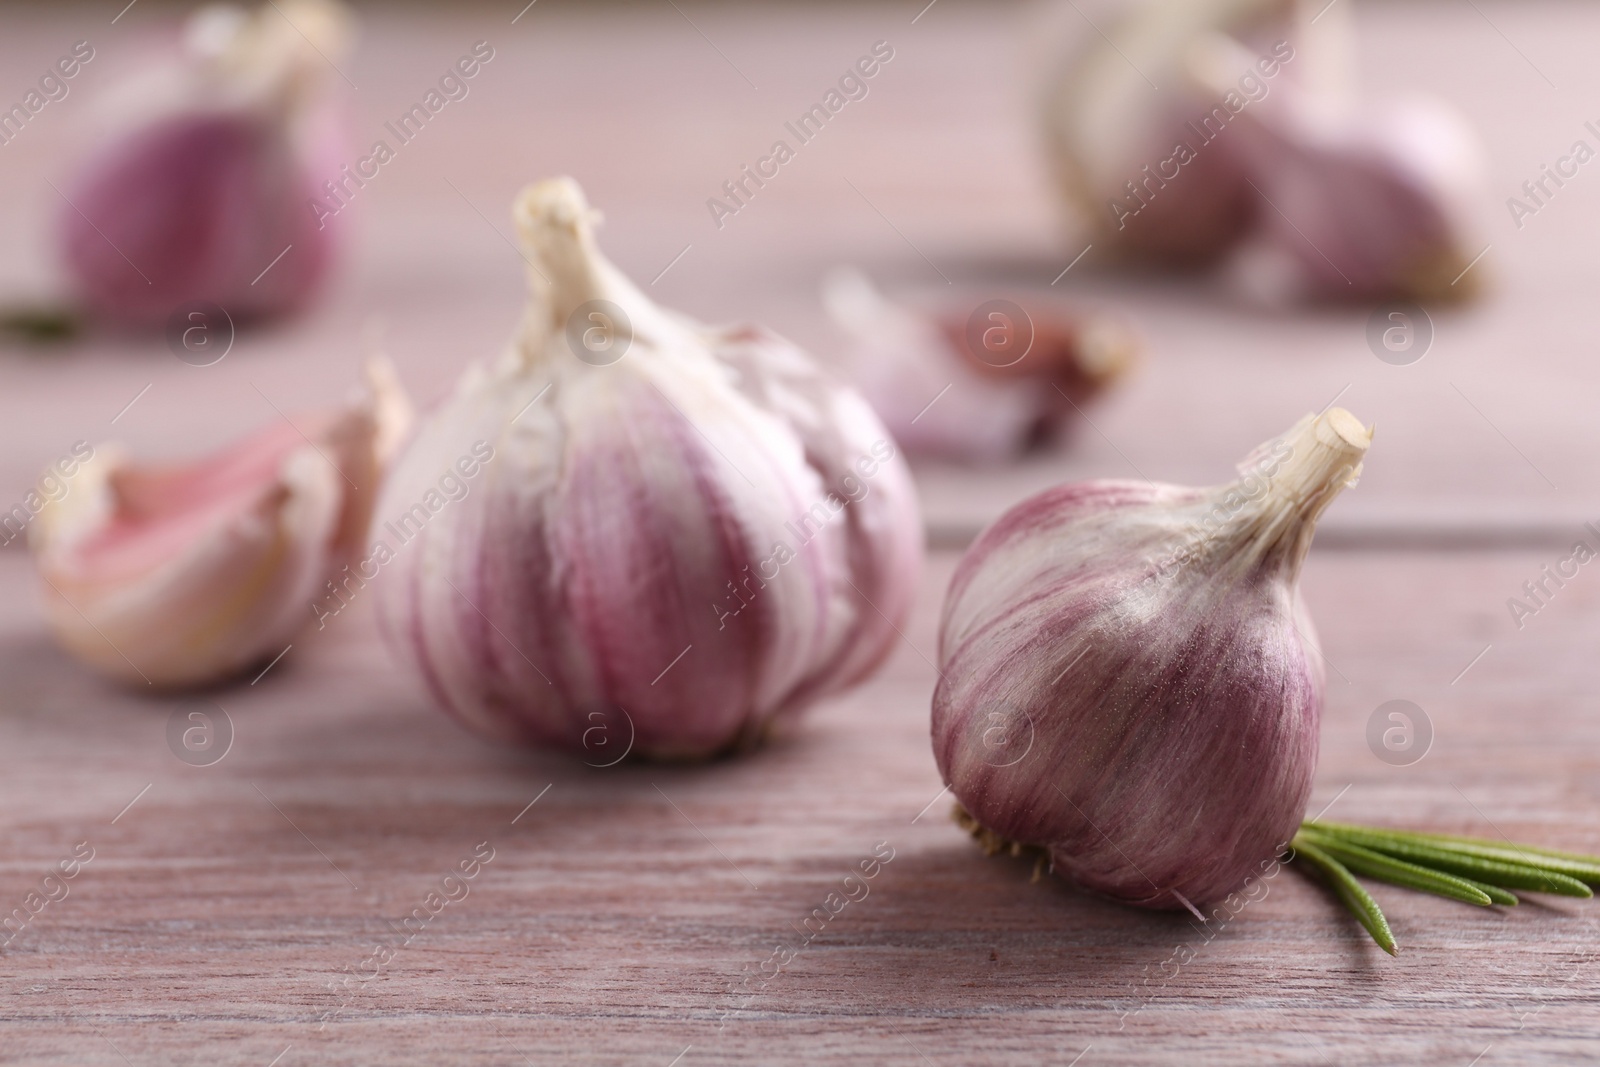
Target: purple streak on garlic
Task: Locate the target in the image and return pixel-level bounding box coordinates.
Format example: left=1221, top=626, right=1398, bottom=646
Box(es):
left=933, top=408, right=1371, bottom=908
left=374, top=177, right=922, bottom=760
left=30, top=358, right=410, bottom=689
left=58, top=0, right=352, bottom=327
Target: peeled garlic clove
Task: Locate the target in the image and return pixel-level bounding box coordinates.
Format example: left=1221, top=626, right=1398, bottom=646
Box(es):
left=822, top=269, right=1137, bottom=464
left=31, top=360, right=408, bottom=688
left=58, top=0, right=353, bottom=327
left=374, top=179, right=922, bottom=760
left=934, top=408, right=1371, bottom=908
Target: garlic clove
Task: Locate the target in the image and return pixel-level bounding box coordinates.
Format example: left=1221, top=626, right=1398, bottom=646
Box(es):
left=58, top=0, right=353, bottom=327
left=1221, top=94, right=1489, bottom=304
left=375, top=179, right=922, bottom=760
left=934, top=408, right=1371, bottom=908
left=31, top=359, right=409, bottom=688
left=822, top=269, right=1137, bottom=463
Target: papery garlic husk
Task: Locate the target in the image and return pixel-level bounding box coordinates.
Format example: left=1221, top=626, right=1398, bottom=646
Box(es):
left=58, top=0, right=352, bottom=326
left=933, top=408, right=1371, bottom=908
left=374, top=179, right=923, bottom=760
left=823, top=269, right=1137, bottom=464
left=30, top=359, right=410, bottom=688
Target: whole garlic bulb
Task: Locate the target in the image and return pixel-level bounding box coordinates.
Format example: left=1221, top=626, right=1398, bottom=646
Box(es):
left=31, top=359, right=410, bottom=688
left=58, top=0, right=352, bottom=327
left=1038, top=0, right=1486, bottom=303
left=1038, top=0, right=1313, bottom=266
left=933, top=408, right=1371, bottom=908
left=374, top=178, right=923, bottom=760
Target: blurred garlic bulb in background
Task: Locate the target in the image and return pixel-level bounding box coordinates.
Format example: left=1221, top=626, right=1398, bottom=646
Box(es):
left=58, top=0, right=353, bottom=327
left=31, top=360, right=409, bottom=688
left=823, top=269, right=1137, bottom=464
left=1037, top=0, right=1486, bottom=303
left=1218, top=90, right=1488, bottom=304
left=374, top=178, right=922, bottom=760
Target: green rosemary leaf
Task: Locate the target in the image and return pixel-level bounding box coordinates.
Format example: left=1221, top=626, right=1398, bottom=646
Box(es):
left=1297, top=829, right=1494, bottom=907
left=1305, top=819, right=1600, bottom=883
left=1291, top=835, right=1398, bottom=955
left=1458, top=878, right=1519, bottom=907
left=1307, top=821, right=1600, bottom=891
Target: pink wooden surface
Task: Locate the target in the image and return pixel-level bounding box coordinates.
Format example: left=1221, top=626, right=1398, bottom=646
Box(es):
left=1, top=2, right=1599, bottom=1065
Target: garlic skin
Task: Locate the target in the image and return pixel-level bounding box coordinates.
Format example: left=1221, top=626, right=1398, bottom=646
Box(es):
left=31, top=359, right=410, bottom=688
left=1221, top=94, right=1489, bottom=304
left=374, top=179, right=922, bottom=760
left=1038, top=0, right=1487, bottom=303
left=58, top=0, right=352, bottom=327
left=933, top=409, right=1371, bottom=908
left=822, top=269, right=1137, bottom=464
left=1038, top=0, right=1314, bottom=266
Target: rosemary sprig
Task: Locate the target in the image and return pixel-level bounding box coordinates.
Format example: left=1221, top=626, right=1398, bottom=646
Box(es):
left=1295, top=829, right=1493, bottom=906
left=1309, top=820, right=1600, bottom=887
left=1291, top=819, right=1600, bottom=954
left=1290, top=835, right=1398, bottom=955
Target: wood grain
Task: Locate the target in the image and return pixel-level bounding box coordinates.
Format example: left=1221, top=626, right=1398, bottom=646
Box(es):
left=2, top=547, right=1600, bottom=1066
left=0, top=2, right=1598, bottom=1065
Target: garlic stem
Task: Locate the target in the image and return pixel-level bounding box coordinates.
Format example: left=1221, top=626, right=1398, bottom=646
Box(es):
left=510, top=178, right=678, bottom=363
left=1235, top=407, right=1371, bottom=577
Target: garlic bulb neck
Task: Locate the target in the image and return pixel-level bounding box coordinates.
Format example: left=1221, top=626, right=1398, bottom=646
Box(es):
left=510, top=178, right=678, bottom=363
left=1227, top=407, right=1371, bottom=579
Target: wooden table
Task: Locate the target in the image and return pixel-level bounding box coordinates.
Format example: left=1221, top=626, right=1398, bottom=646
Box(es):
left=2, top=2, right=1599, bottom=1064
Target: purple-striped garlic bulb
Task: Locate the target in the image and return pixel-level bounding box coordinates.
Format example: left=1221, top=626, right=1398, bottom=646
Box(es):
left=1038, top=0, right=1487, bottom=304
left=373, top=177, right=923, bottom=760
left=57, top=0, right=352, bottom=327
left=933, top=408, right=1371, bottom=908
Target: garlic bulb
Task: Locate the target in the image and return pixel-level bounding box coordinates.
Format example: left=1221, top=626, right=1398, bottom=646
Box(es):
left=822, top=269, right=1137, bottom=464
left=31, top=359, right=410, bottom=688
left=1039, top=0, right=1486, bottom=302
left=934, top=408, right=1371, bottom=908
left=1218, top=93, right=1488, bottom=304
left=1039, top=0, right=1312, bottom=266
left=374, top=178, right=922, bottom=760
left=58, top=0, right=352, bottom=327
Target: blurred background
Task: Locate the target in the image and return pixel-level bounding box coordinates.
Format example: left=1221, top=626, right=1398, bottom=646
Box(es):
left=3, top=0, right=1590, bottom=541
